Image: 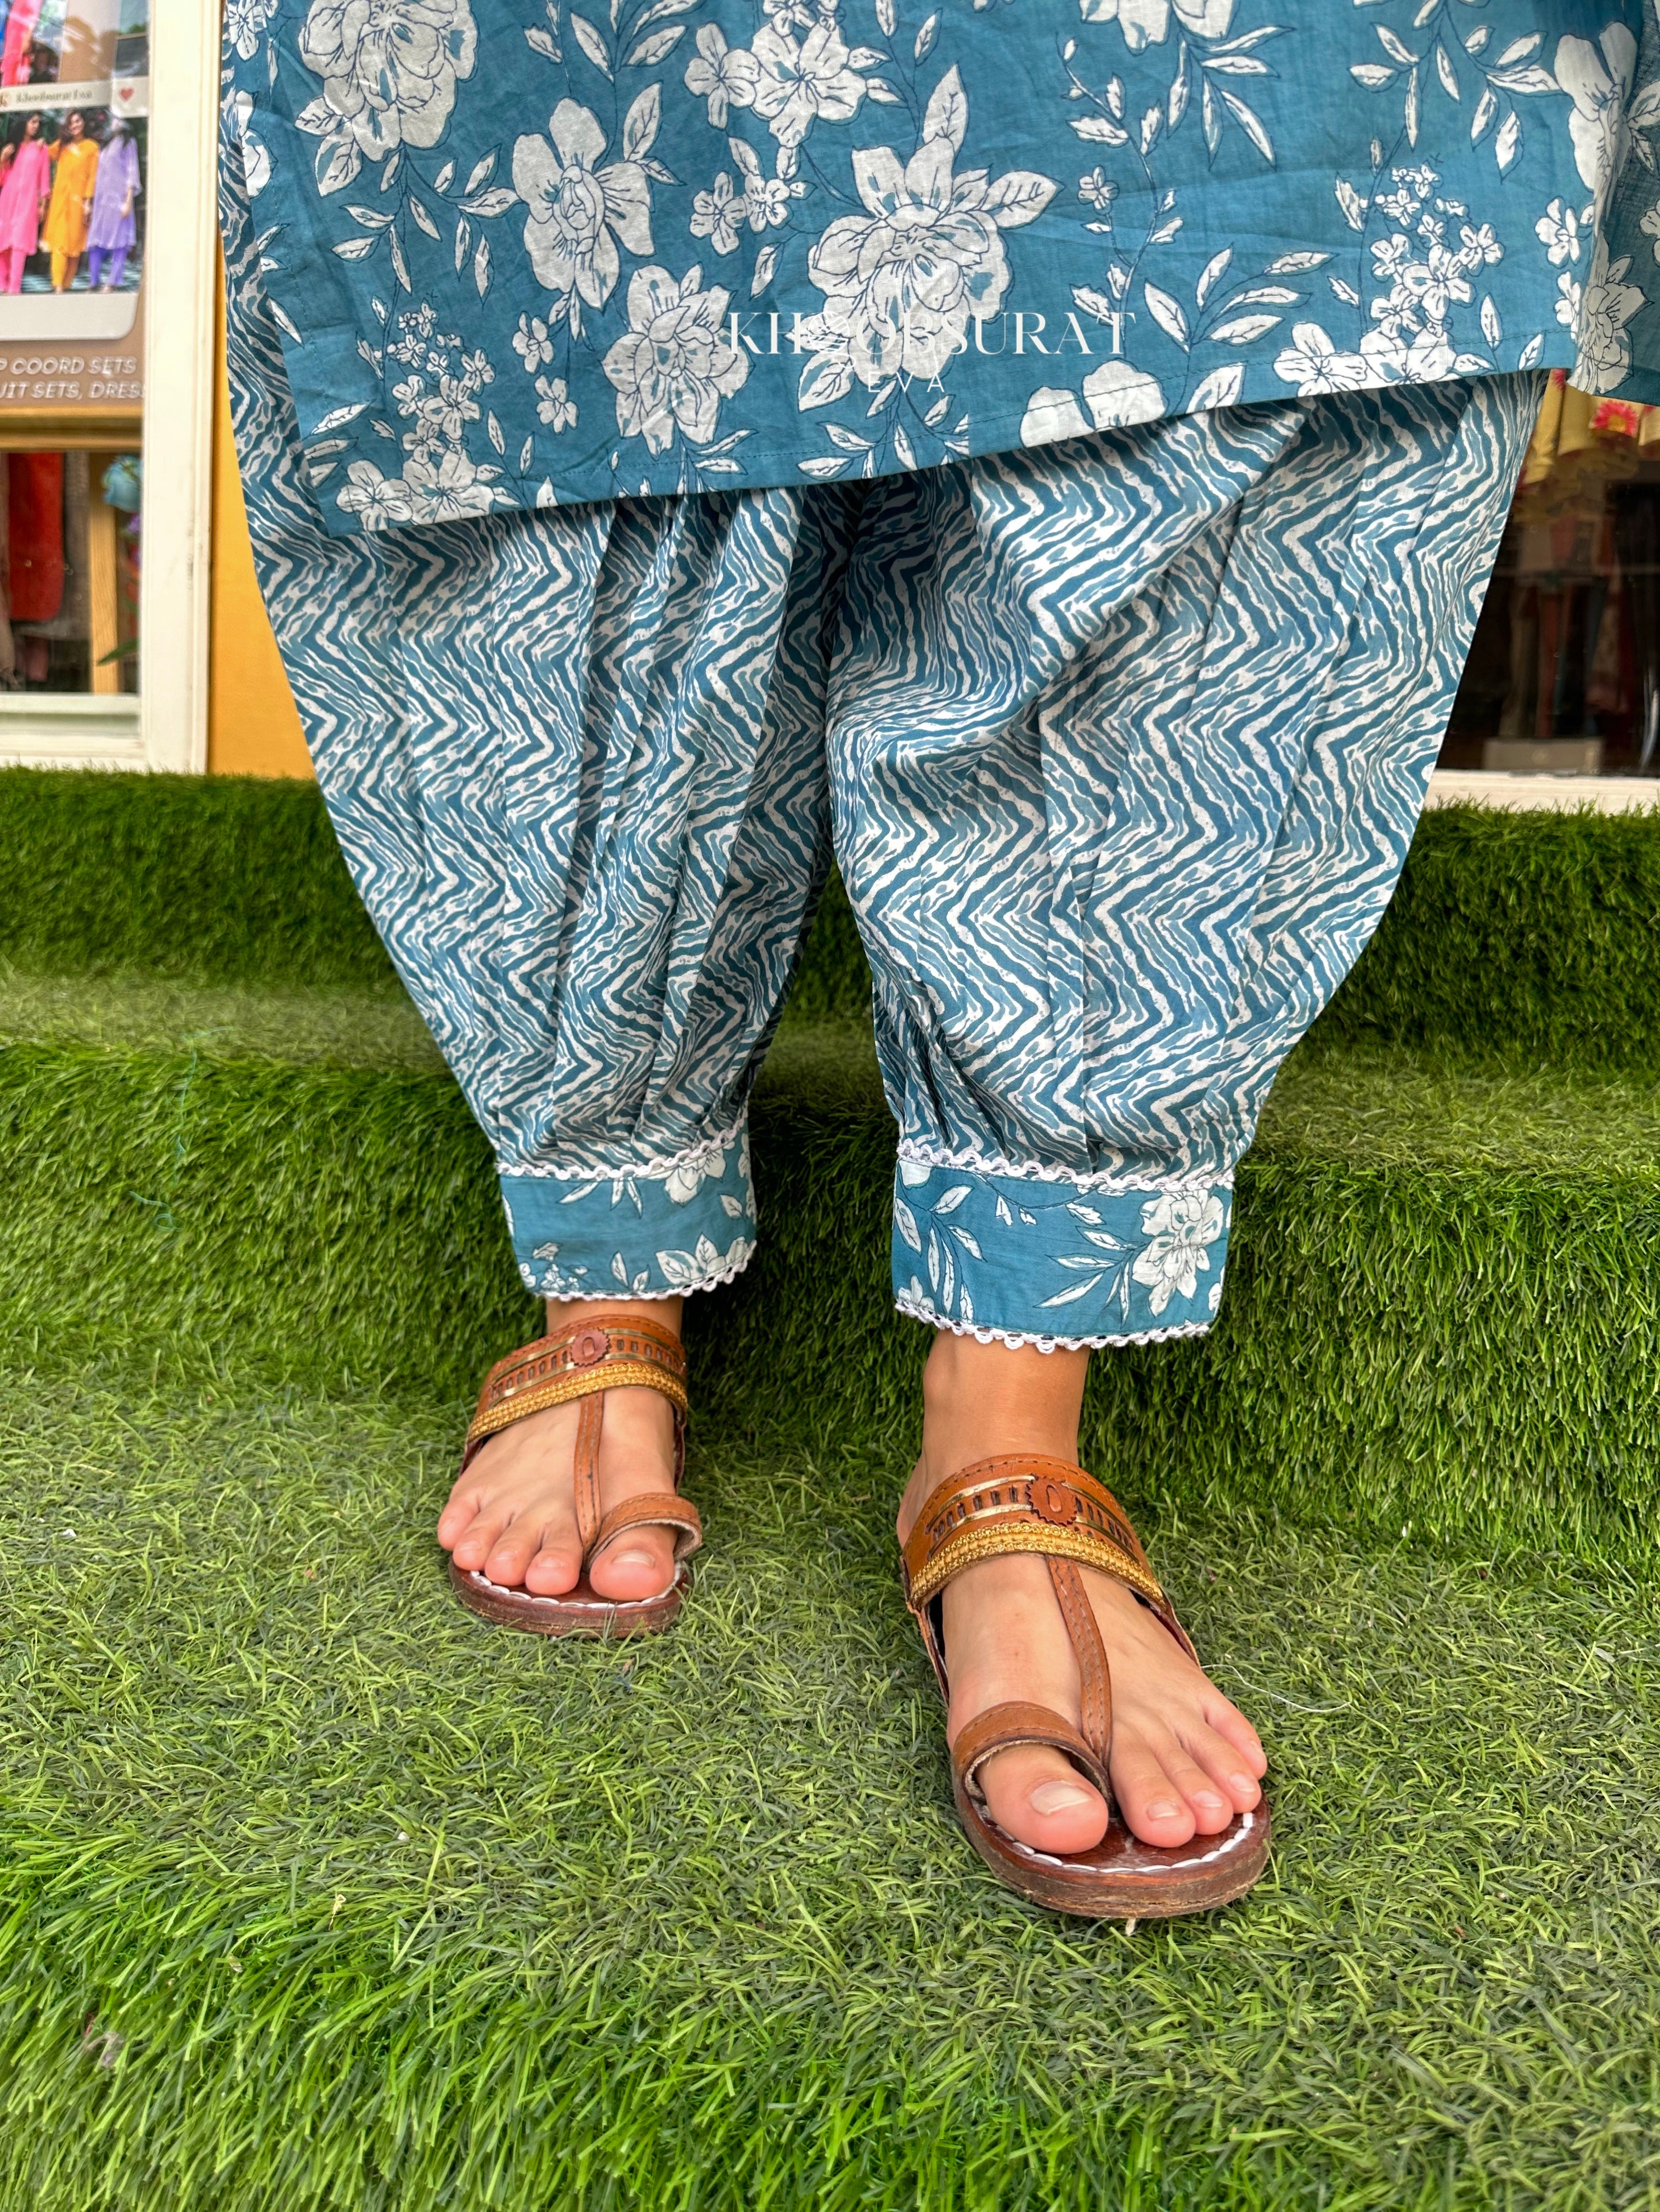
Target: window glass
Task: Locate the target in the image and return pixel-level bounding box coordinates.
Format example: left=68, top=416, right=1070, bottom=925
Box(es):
left=0, top=442, right=138, bottom=691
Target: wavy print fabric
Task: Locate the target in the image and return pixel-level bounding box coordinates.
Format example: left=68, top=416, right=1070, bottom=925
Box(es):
left=225, top=145, right=1539, bottom=1347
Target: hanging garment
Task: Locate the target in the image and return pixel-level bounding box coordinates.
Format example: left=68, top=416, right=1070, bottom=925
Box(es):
left=86, top=126, right=138, bottom=258
left=224, top=0, right=1657, bottom=537
left=0, top=132, right=49, bottom=264
left=224, top=169, right=1542, bottom=1347
left=7, top=449, right=61, bottom=624
left=41, top=132, right=98, bottom=266
left=0, top=0, right=39, bottom=87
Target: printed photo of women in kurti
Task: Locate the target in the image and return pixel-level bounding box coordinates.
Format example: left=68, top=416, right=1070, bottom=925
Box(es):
left=42, top=107, right=96, bottom=292
left=0, top=112, right=49, bottom=294
left=222, top=0, right=1660, bottom=1921
left=86, top=115, right=137, bottom=290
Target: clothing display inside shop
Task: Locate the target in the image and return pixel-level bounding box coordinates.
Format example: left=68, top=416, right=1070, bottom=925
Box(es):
left=0, top=449, right=139, bottom=693
left=1442, top=369, right=1660, bottom=774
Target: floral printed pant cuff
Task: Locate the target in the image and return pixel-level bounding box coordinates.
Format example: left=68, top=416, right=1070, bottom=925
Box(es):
left=223, top=163, right=1540, bottom=1350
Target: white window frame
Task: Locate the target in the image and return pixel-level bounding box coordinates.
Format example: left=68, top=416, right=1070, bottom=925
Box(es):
left=1426, top=770, right=1660, bottom=814
left=0, top=0, right=217, bottom=772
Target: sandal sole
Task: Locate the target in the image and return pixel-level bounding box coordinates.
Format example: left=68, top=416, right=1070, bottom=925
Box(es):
left=448, top=1557, right=687, bottom=1637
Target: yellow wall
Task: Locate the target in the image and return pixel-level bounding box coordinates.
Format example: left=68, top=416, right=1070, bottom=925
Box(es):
left=207, top=274, right=314, bottom=778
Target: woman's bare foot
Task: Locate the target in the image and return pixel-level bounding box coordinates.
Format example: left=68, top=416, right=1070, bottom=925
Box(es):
left=896, top=1328, right=1266, bottom=1855
left=438, top=1297, right=682, bottom=1604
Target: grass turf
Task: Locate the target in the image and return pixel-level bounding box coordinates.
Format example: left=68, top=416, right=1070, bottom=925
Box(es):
left=4, top=1373, right=1659, bottom=2210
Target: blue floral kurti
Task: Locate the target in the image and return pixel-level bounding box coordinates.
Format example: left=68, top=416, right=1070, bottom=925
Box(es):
left=225, top=0, right=1657, bottom=531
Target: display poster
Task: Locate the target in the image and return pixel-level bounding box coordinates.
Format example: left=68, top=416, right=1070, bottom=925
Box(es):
left=0, top=0, right=146, bottom=360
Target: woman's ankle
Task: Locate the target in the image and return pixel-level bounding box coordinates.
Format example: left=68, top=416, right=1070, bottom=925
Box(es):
left=545, top=1293, right=684, bottom=1338
left=919, top=1327, right=1089, bottom=1488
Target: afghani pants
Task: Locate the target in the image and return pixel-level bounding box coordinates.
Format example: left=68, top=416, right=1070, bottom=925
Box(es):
left=224, top=183, right=1540, bottom=1351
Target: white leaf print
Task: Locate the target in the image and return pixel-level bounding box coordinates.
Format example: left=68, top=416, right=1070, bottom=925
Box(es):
left=1376, top=27, right=1418, bottom=66
left=464, top=151, right=496, bottom=195
left=1221, top=89, right=1274, bottom=162
left=1072, top=114, right=1130, bottom=146
left=1190, top=362, right=1244, bottom=408
left=629, top=26, right=683, bottom=65
left=924, top=393, right=950, bottom=425
left=867, top=379, right=897, bottom=411
left=1404, top=64, right=1420, bottom=145
left=847, top=46, right=886, bottom=69
left=825, top=423, right=872, bottom=450
left=1350, top=66, right=1395, bottom=91
left=433, top=161, right=455, bottom=193
left=454, top=215, right=471, bottom=272
left=1202, top=56, right=1269, bottom=76
left=613, top=1252, right=628, bottom=1284
left=1081, top=1229, right=1128, bottom=1250
left=1019, top=1210, right=1037, bottom=1226
left=1056, top=1255, right=1108, bottom=1270
left=799, top=348, right=855, bottom=410
left=751, top=246, right=777, bottom=296
left=1495, top=109, right=1521, bottom=171
left=316, top=136, right=362, bottom=196
left=951, top=1227, right=983, bottom=1260
left=995, top=1195, right=1013, bottom=1225
left=893, top=425, right=917, bottom=467
left=1435, top=44, right=1459, bottom=101
left=894, top=1197, right=922, bottom=1251
left=312, top=400, right=370, bottom=432
left=1471, top=86, right=1497, bottom=142
left=1494, top=34, right=1540, bottom=67
left=1220, top=285, right=1300, bottom=307
left=1518, top=333, right=1544, bottom=368
left=798, top=454, right=852, bottom=477
left=933, top=1185, right=972, bottom=1214
left=1145, top=284, right=1190, bottom=346
left=1235, top=313, right=1306, bottom=359
left=526, top=26, right=558, bottom=57
left=380, top=150, right=400, bottom=193
left=1329, top=275, right=1360, bottom=304
left=914, top=12, right=938, bottom=60
left=570, top=13, right=612, bottom=76
left=721, top=1194, right=744, bottom=1216
left=623, top=84, right=661, bottom=161
left=984, top=172, right=1059, bottom=229
left=333, top=236, right=379, bottom=261
left=1140, top=105, right=1161, bottom=155
left=876, top=0, right=895, bottom=33
left=927, top=1231, right=940, bottom=1294
left=475, top=236, right=491, bottom=296
left=1265, top=251, right=1329, bottom=272
left=460, top=188, right=517, bottom=216
left=487, top=411, right=504, bottom=453
left=410, top=196, right=439, bottom=239
left=960, top=1286, right=974, bottom=1324
left=923, top=66, right=968, bottom=150
left=1042, top=1276, right=1104, bottom=1307
left=1480, top=295, right=1501, bottom=347
left=1067, top=1203, right=1103, bottom=1223
left=942, top=1247, right=955, bottom=1309
left=1335, top=178, right=1368, bottom=231
left=1195, top=247, right=1232, bottom=306
left=1487, top=65, right=1557, bottom=95
left=347, top=204, right=394, bottom=228
left=388, top=225, right=411, bottom=291
left=1170, top=42, right=1190, bottom=130
left=730, top=138, right=761, bottom=180
left=519, top=436, right=534, bottom=469
left=866, top=80, right=901, bottom=103
left=1464, top=24, right=1490, bottom=55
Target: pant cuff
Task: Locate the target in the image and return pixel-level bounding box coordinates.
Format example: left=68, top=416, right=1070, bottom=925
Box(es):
left=501, top=1124, right=756, bottom=1303
left=890, top=1155, right=1231, bottom=1351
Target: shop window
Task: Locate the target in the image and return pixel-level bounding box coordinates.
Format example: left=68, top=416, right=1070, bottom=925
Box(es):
left=0, top=444, right=137, bottom=691
left=1442, top=374, right=1660, bottom=782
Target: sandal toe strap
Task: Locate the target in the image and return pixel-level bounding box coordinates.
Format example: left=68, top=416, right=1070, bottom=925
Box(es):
left=587, top=1492, right=703, bottom=1566
left=951, top=1699, right=1110, bottom=1803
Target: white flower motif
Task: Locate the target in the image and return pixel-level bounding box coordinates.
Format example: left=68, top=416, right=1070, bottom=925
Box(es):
left=1571, top=234, right=1645, bottom=391
left=684, top=24, right=760, bottom=128
left=1358, top=319, right=1455, bottom=383
left=749, top=19, right=867, bottom=148
left=512, top=101, right=653, bottom=314
left=230, top=91, right=272, bottom=196
left=1273, top=321, right=1371, bottom=394
left=655, top=1233, right=753, bottom=1288
left=1077, top=0, right=1235, bottom=55
left=403, top=447, right=504, bottom=520
left=603, top=265, right=750, bottom=454
left=1554, top=27, right=1637, bottom=206
left=534, top=375, right=576, bottom=430
left=299, top=0, right=477, bottom=159
left=691, top=171, right=744, bottom=255
left=1131, top=1191, right=1225, bottom=1317
left=336, top=459, right=414, bottom=530
left=225, top=0, right=275, bottom=64
left=1077, top=168, right=1116, bottom=211
left=804, top=119, right=1054, bottom=393
left=513, top=314, right=555, bottom=371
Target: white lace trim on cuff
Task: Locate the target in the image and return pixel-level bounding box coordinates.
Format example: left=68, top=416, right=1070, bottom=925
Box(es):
left=540, top=1243, right=756, bottom=1302
left=895, top=1137, right=1232, bottom=1197
left=894, top=1289, right=1212, bottom=1354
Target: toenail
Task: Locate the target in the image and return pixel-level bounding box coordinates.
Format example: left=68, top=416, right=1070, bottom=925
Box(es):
left=1031, top=1781, right=1093, bottom=1815
left=1194, top=1791, right=1226, bottom=1812
left=612, top=1548, right=654, bottom=1568
left=1147, top=1798, right=1181, bottom=1821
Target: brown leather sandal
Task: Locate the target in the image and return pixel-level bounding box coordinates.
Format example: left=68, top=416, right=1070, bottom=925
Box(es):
left=449, top=1314, right=701, bottom=1638
left=901, top=1455, right=1269, bottom=1917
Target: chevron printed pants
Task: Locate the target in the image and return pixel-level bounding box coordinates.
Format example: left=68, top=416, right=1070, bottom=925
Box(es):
left=223, top=177, right=1539, bottom=1349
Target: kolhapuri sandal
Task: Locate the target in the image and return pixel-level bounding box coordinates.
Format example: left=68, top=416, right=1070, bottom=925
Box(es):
left=901, top=1455, right=1269, bottom=1918
left=449, top=1314, right=701, bottom=1638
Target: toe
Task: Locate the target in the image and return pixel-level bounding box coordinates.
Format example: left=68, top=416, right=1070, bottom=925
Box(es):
left=1204, top=1696, right=1268, bottom=1780
left=449, top=1504, right=511, bottom=1572
left=1154, top=1742, right=1237, bottom=1834
left=482, top=1515, right=544, bottom=1590
left=523, top=1539, right=582, bottom=1596
left=436, top=1483, right=488, bottom=1554
left=1108, top=1735, right=1200, bottom=1848
left=972, top=1742, right=1110, bottom=1856
left=1184, top=1720, right=1265, bottom=1815
left=588, top=1521, right=677, bottom=1602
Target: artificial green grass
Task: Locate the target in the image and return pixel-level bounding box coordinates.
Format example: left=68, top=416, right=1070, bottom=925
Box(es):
left=7, top=767, right=1660, bottom=1063
left=2, top=984, right=1657, bottom=1559
left=3, top=1372, right=1659, bottom=2210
